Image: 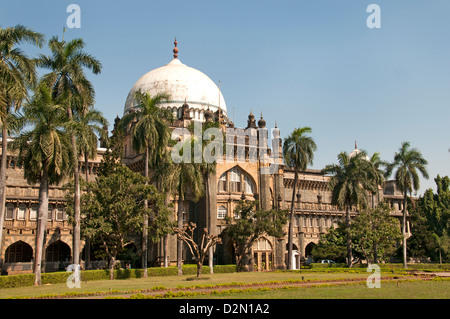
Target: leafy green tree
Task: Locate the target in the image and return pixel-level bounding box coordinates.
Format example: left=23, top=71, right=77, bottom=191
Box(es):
left=12, top=82, right=72, bottom=285
left=350, top=203, right=402, bottom=264
left=386, top=141, right=429, bottom=268
left=0, top=25, right=44, bottom=264
left=322, top=151, right=377, bottom=267
left=312, top=224, right=347, bottom=263
left=69, top=164, right=169, bottom=280
left=224, top=201, right=288, bottom=271
left=410, top=175, right=450, bottom=263
left=120, top=90, right=172, bottom=276
left=37, top=36, right=102, bottom=266
left=283, top=127, right=316, bottom=269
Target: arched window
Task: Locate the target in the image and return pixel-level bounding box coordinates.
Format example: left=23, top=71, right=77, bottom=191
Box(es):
left=229, top=168, right=241, bottom=192
left=244, top=175, right=255, bottom=194
left=218, top=173, right=227, bottom=192
left=217, top=206, right=227, bottom=219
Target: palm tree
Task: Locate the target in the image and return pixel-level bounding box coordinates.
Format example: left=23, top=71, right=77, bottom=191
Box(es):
left=70, top=105, right=108, bottom=269
left=120, top=90, right=172, bottom=276
left=386, top=141, right=429, bottom=268
left=283, top=127, right=317, bottom=270
left=12, top=83, right=71, bottom=285
left=157, top=138, right=204, bottom=276
left=0, top=25, right=44, bottom=266
left=197, top=120, right=220, bottom=274
left=322, top=151, right=377, bottom=267
left=368, top=152, right=389, bottom=208
left=37, top=36, right=102, bottom=266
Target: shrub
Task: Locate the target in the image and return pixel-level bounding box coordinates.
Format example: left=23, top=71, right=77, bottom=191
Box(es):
left=0, top=264, right=238, bottom=289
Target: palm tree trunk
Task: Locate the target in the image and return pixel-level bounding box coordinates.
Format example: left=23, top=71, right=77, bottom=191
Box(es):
left=142, top=147, right=149, bottom=277
left=205, top=172, right=214, bottom=274
left=402, top=188, right=408, bottom=269
left=71, top=133, right=81, bottom=266
left=288, top=170, right=298, bottom=270
left=34, top=168, right=49, bottom=286
left=177, top=198, right=183, bottom=275
left=0, top=125, right=8, bottom=270
left=66, top=102, right=81, bottom=267
left=163, top=191, right=170, bottom=268
left=346, top=204, right=352, bottom=268
left=84, top=152, right=91, bottom=270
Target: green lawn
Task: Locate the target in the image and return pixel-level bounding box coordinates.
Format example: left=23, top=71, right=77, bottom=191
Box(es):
left=0, top=270, right=447, bottom=299
left=181, top=279, right=450, bottom=299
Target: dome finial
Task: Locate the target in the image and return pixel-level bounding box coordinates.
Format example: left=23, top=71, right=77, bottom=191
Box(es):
left=355, top=141, right=357, bottom=150
left=173, top=37, right=179, bottom=59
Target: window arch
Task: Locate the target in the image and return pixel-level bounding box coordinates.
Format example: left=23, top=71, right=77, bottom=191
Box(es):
left=229, top=167, right=241, bottom=192
left=217, top=206, right=227, bottom=219
left=217, top=167, right=256, bottom=195
left=218, top=173, right=227, bottom=192
left=244, top=175, right=254, bottom=194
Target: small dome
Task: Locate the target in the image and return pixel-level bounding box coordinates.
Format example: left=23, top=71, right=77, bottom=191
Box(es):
left=349, top=142, right=369, bottom=161
left=258, top=114, right=266, bottom=128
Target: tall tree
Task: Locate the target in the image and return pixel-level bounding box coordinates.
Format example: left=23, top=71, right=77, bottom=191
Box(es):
left=188, top=120, right=221, bottom=273
left=224, top=200, right=288, bottom=271
left=173, top=222, right=221, bottom=277
left=386, top=141, right=429, bottom=268
left=37, top=36, right=102, bottom=266
left=70, top=106, right=108, bottom=269
left=158, top=138, right=204, bottom=275
left=282, top=127, right=316, bottom=269
left=71, top=165, right=167, bottom=280
left=12, top=83, right=71, bottom=285
left=410, top=175, right=450, bottom=263
left=322, top=151, right=377, bottom=267
left=350, top=203, right=402, bottom=264
left=120, top=90, right=172, bottom=276
left=368, top=152, right=389, bottom=208
left=0, top=25, right=44, bottom=266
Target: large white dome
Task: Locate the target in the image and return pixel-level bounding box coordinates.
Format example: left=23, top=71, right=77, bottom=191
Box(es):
left=124, top=56, right=227, bottom=118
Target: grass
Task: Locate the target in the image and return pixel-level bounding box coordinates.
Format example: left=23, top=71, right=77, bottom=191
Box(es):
left=181, top=279, right=450, bottom=299
left=0, top=270, right=447, bottom=299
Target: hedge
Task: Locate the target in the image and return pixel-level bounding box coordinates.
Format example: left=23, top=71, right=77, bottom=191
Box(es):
left=0, top=264, right=238, bottom=289
left=308, top=262, right=450, bottom=270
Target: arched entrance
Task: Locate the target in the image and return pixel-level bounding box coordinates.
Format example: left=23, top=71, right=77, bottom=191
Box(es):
left=46, top=240, right=71, bottom=263
left=252, top=238, right=273, bottom=271
left=5, top=241, right=33, bottom=263
left=305, top=242, right=316, bottom=264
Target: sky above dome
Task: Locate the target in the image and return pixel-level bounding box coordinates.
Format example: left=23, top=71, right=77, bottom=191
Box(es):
left=2, top=0, right=449, bottom=194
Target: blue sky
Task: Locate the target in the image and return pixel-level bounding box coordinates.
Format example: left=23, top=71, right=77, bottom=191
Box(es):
left=2, top=0, right=449, bottom=194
